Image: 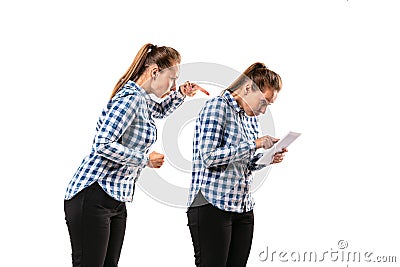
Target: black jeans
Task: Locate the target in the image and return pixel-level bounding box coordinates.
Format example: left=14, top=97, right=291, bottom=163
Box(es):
left=187, top=204, right=254, bottom=267
left=64, top=182, right=127, bottom=267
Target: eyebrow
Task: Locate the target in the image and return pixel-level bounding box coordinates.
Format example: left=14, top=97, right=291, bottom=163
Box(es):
left=264, top=96, right=273, bottom=103
left=260, top=96, right=273, bottom=106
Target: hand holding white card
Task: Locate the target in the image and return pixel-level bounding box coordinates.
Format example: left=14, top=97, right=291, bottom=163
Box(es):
left=256, top=131, right=301, bottom=165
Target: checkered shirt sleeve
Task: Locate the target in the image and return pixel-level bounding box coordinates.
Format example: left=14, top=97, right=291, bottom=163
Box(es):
left=94, top=93, right=148, bottom=167
left=147, top=89, right=186, bottom=119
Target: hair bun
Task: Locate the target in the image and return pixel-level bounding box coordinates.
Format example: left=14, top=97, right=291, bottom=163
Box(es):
left=148, top=44, right=157, bottom=53
left=255, top=62, right=267, bottom=69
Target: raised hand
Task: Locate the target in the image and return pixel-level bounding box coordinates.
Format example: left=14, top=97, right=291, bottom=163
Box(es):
left=179, top=81, right=210, bottom=97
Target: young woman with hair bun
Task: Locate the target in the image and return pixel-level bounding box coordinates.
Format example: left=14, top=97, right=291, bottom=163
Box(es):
left=187, top=62, right=287, bottom=266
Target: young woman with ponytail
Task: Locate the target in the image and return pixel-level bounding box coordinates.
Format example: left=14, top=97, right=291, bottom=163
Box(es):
left=187, top=62, right=287, bottom=266
left=64, top=43, right=201, bottom=267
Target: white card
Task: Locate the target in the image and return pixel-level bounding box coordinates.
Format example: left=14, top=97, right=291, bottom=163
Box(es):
left=256, top=131, right=301, bottom=165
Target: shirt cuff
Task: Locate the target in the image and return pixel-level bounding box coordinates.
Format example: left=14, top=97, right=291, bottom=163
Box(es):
left=142, top=155, right=149, bottom=168
left=248, top=141, right=257, bottom=156
left=249, top=141, right=257, bottom=153
left=176, top=87, right=187, bottom=99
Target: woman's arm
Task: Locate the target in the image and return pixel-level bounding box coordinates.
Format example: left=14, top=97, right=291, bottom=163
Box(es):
left=198, top=98, right=257, bottom=168
left=94, top=93, right=148, bottom=168
left=148, top=89, right=186, bottom=119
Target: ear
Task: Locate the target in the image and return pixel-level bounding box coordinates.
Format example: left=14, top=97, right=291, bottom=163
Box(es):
left=244, top=82, right=252, bottom=95
left=150, top=66, right=159, bottom=79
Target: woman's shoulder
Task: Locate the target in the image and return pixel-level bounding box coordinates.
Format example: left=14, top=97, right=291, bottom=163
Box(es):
left=104, top=84, right=145, bottom=112
left=204, top=94, right=229, bottom=109
left=115, top=82, right=142, bottom=99
left=198, top=95, right=230, bottom=119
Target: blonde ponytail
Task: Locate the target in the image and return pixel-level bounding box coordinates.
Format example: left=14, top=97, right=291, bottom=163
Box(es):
left=110, top=43, right=154, bottom=99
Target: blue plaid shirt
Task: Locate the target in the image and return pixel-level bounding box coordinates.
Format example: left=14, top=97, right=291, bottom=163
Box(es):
left=65, top=81, right=186, bottom=202
left=188, top=91, right=261, bottom=213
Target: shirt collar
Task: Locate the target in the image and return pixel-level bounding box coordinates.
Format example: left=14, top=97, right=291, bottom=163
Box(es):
left=125, top=81, right=151, bottom=101
left=222, top=90, right=242, bottom=113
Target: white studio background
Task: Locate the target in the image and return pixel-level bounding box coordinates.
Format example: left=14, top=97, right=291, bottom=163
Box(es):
left=1, top=0, right=399, bottom=266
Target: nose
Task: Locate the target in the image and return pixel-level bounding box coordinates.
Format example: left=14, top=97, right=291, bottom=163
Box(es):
left=171, top=80, right=176, bottom=90
left=259, top=106, right=267, bottom=114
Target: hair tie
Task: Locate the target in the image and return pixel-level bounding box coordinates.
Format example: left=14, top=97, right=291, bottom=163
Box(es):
left=148, top=44, right=157, bottom=53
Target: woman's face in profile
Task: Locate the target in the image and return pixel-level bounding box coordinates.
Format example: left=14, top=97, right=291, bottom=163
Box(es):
left=243, top=87, right=277, bottom=116
left=151, top=64, right=180, bottom=98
